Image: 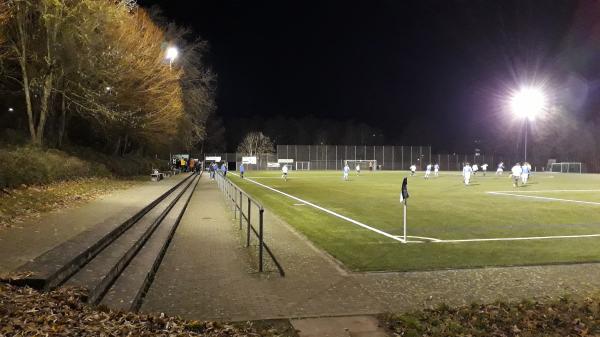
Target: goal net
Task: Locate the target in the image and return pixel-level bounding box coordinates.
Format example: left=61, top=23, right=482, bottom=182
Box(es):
left=550, top=162, right=582, bottom=173
left=295, top=161, right=310, bottom=171
left=344, top=160, right=378, bottom=171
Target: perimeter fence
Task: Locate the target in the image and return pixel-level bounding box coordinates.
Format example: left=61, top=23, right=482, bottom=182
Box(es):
left=204, top=145, right=525, bottom=172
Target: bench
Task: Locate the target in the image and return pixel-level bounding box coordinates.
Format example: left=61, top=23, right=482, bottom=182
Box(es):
left=150, top=170, right=165, bottom=181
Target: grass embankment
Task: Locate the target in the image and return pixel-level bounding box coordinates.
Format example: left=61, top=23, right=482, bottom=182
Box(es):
left=0, top=145, right=168, bottom=188
left=0, top=146, right=167, bottom=229
left=230, top=171, right=600, bottom=271
left=383, top=296, right=600, bottom=337
left=0, top=146, right=110, bottom=188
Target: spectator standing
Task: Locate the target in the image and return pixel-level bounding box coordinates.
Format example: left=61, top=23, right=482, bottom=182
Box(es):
left=221, top=162, right=228, bottom=177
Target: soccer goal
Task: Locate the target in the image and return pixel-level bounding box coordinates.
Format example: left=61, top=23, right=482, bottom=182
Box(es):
left=295, top=161, right=310, bottom=170
left=550, top=162, right=582, bottom=173
left=344, top=159, right=378, bottom=171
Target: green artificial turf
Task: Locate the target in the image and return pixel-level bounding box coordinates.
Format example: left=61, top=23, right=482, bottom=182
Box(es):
left=229, top=170, right=600, bottom=271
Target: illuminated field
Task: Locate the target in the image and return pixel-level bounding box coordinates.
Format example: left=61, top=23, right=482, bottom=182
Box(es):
left=229, top=170, right=600, bottom=271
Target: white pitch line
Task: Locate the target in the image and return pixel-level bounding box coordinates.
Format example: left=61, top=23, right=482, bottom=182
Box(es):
left=489, top=189, right=600, bottom=193
left=393, top=235, right=441, bottom=242
left=487, top=191, right=600, bottom=206
left=229, top=172, right=409, bottom=243
left=434, top=233, right=600, bottom=243
left=229, top=174, right=600, bottom=245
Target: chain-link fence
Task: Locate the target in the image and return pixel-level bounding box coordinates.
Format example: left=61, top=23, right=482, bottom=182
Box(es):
left=203, top=145, right=535, bottom=172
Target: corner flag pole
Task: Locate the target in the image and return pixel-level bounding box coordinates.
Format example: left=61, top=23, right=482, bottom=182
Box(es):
left=400, top=177, right=409, bottom=243
left=403, top=199, right=407, bottom=243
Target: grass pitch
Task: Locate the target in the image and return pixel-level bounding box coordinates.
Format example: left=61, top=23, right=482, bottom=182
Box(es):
left=229, top=170, right=600, bottom=272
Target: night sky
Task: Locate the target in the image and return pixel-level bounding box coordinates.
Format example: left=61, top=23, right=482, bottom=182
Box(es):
left=138, top=0, right=599, bottom=152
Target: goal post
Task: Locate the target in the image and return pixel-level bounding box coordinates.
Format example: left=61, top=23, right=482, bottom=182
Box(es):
left=550, top=162, right=582, bottom=173
left=295, top=161, right=310, bottom=171
left=344, top=159, right=378, bottom=171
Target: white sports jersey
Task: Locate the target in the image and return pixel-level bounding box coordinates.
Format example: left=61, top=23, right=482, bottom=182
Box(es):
left=356, top=165, right=360, bottom=171
left=426, top=164, right=432, bottom=171
left=282, top=165, right=288, bottom=174
left=511, top=165, right=522, bottom=176
left=481, top=164, right=488, bottom=170
left=410, top=165, right=416, bottom=172
left=472, top=164, right=479, bottom=171
left=434, top=164, right=439, bottom=170
left=463, top=165, right=473, bottom=175
left=344, top=165, right=350, bottom=174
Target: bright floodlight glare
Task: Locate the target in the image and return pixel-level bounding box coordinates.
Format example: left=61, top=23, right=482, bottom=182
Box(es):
left=165, top=47, right=179, bottom=62
left=510, top=87, right=546, bottom=121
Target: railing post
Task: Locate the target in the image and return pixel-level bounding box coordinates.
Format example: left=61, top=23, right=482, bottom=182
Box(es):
left=246, top=196, right=251, bottom=247
left=232, top=184, right=236, bottom=218
left=259, top=208, right=264, bottom=272
left=239, top=191, right=243, bottom=230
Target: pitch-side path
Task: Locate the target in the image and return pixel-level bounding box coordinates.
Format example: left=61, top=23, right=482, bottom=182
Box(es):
left=142, top=175, right=600, bottom=322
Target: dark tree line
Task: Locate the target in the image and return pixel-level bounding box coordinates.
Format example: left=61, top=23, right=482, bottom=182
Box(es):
left=216, top=115, right=385, bottom=152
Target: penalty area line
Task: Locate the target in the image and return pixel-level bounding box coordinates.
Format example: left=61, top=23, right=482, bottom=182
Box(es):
left=434, top=233, right=600, bottom=243
left=489, top=189, right=600, bottom=193
left=486, top=191, right=600, bottom=206
left=229, top=172, right=410, bottom=243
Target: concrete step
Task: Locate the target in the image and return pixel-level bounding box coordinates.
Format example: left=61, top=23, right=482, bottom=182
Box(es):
left=100, top=175, right=200, bottom=311
left=15, top=173, right=194, bottom=290
left=291, top=316, right=389, bottom=337
left=64, top=175, right=196, bottom=304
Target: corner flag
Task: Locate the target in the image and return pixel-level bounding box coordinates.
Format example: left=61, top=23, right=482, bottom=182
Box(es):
left=400, top=177, right=409, bottom=204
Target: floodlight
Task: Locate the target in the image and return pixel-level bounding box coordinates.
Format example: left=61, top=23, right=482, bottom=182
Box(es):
left=508, top=86, right=547, bottom=162
left=510, top=87, right=546, bottom=121
left=165, top=47, right=179, bottom=62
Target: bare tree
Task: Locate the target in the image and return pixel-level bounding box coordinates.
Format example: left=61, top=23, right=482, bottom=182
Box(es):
left=237, top=132, right=274, bottom=156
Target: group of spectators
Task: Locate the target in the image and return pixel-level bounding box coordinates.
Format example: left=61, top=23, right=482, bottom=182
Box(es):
left=208, top=161, right=228, bottom=179
left=171, top=157, right=201, bottom=173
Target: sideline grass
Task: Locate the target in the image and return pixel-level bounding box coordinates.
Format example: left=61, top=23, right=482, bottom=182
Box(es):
left=230, top=170, right=600, bottom=271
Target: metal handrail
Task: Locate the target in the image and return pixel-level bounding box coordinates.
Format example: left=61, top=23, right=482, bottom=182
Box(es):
left=214, top=172, right=285, bottom=277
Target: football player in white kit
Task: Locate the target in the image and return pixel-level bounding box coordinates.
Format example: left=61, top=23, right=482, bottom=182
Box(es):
left=463, top=163, right=473, bottom=185
left=282, top=164, right=289, bottom=181
left=343, top=163, right=350, bottom=181
left=424, top=163, right=432, bottom=179
left=511, top=163, right=522, bottom=187
left=481, top=163, right=488, bottom=176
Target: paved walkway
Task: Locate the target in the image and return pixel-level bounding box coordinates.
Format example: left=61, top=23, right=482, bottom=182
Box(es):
left=0, top=174, right=189, bottom=273
left=142, top=176, right=600, bottom=322
left=4, top=172, right=600, bottom=324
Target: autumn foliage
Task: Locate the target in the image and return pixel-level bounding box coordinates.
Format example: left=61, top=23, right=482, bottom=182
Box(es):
left=0, top=0, right=214, bottom=154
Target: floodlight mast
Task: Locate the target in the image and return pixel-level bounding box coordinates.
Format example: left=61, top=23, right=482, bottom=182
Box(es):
left=510, top=87, right=546, bottom=162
